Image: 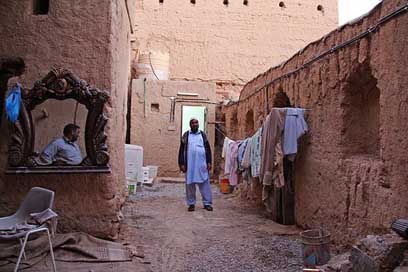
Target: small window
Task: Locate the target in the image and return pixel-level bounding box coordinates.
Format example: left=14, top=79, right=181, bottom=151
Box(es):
left=223, top=0, right=229, bottom=6
left=243, top=0, right=248, bottom=6
left=33, top=0, right=49, bottom=15
left=317, top=4, right=324, bottom=12
left=159, top=0, right=164, bottom=4
left=191, top=0, right=196, bottom=4
left=279, top=1, right=286, bottom=8
left=151, top=103, right=160, bottom=112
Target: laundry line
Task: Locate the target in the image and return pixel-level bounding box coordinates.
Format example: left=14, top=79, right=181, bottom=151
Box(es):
left=215, top=107, right=309, bottom=143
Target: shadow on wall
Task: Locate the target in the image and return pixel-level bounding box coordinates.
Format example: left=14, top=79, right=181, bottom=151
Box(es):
left=341, top=62, right=380, bottom=158
left=230, top=110, right=238, bottom=139
left=245, top=109, right=254, bottom=137
left=273, top=88, right=292, bottom=108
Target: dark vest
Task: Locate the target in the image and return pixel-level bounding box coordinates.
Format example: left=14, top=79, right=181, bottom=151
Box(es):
left=178, top=130, right=212, bottom=170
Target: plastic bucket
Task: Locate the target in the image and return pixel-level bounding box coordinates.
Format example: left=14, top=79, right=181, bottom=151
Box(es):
left=128, top=182, right=137, bottom=195
left=142, top=167, right=150, bottom=182
left=300, top=229, right=331, bottom=268
left=219, top=176, right=230, bottom=194
left=146, top=165, right=159, bottom=178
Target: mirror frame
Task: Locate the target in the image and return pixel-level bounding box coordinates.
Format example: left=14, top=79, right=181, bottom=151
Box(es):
left=6, top=69, right=111, bottom=174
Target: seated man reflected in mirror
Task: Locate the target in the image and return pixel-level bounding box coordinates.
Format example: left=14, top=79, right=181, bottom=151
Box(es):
left=35, top=124, right=82, bottom=166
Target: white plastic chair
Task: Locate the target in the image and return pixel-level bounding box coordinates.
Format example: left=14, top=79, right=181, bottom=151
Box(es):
left=0, top=187, right=57, bottom=272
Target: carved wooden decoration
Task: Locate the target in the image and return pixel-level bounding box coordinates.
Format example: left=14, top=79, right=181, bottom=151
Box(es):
left=7, top=68, right=110, bottom=172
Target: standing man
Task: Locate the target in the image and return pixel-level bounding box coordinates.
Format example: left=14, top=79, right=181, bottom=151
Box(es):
left=178, top=118, right=213, bottom=212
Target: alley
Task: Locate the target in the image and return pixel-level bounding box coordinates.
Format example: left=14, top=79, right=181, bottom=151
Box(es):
left=120, top=182, right=303, bottom=272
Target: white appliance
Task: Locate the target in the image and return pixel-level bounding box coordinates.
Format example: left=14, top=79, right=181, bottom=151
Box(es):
left=125, top=144, right=143, bottom=183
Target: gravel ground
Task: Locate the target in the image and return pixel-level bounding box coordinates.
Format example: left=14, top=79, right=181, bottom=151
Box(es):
left=121, top=181, right=303, bottom=272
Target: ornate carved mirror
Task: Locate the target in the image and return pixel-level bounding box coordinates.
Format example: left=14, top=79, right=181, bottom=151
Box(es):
left=6, top=69, right=111, bottom=174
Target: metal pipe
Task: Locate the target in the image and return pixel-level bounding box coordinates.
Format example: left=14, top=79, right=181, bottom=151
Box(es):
left=143, top=78, right=146, bottom=118
left=170, top=97, right=175, bottom=122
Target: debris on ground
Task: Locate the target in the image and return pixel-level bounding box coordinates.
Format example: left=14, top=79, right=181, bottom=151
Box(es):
left=318, top=232, right=408, bottom=272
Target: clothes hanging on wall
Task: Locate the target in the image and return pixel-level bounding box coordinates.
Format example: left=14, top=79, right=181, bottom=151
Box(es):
left=238, top=138, right=249, bottom=171
left=220, top=107, right=308, bottom=226
left=241, top=138, right=253, bottom=183
left=222, top=137, right=234, bottom=174
left=250, top=128, right=262, bottom=178
left=282, top=108, right=308, bottom=156
left=259, top=108, right=286, bottom=186
left=227, top=141, right=240, bottom=186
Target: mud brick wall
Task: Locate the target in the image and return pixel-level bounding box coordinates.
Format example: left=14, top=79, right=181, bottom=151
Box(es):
left=132, top=0, right=337, bottom=99
left=0, top=0, right=132, bottom=239
left=221, top=0, right=408, bottom=246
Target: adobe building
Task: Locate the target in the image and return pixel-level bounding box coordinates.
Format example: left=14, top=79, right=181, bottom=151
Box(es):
left=129, top=0, right=338, bottom=176
left=0, top=0, right=338, bottom=238
left=131, top=0, right=337, bottom=99
left=130, top=80, right=217, bottom=177
left=0, top=0, right=134, bottom=239
left=220, top=0, right=408, bottom=246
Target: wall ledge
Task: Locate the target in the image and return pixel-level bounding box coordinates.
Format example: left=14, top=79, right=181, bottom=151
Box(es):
left=5, top=166, right=111, bottom=174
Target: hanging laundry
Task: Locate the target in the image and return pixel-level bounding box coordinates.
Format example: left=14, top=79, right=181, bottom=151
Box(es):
left=5, top=83, right=22, bottom=124
left=238, top=138, right=249, bottom=170
left=259, top=108, right=286, bottom=186
left=241, top=139, right=252, bottom=169
left=260, top=108, right=287, bottom=219
left=273, top=140, right=284, bottom=188
left=250, top=127, right=262, bottom=178
left=282, top=108, right=308, bottom=156
left=222, top=137, right=234, bottom=174
left=227, top=141, right=240, bottom=186
left=219, top=106, right=308, bottom=225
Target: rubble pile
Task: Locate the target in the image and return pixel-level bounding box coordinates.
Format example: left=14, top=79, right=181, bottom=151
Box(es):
left=318, top=232, right=408, bottom=272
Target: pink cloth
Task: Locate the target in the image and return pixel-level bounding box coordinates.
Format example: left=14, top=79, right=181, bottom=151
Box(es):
left=227, top=141, right=240, bottom=186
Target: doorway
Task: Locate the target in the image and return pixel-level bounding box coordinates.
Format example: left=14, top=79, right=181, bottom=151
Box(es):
left=181, top=105, right=207, bottom=135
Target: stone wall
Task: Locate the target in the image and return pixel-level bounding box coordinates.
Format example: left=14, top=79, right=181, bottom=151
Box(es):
left=130, top=80, right=216, bottom=177
left=221, top=0, right=408, bottom=246
left=132, top=0, right=337, bottom=99
left=0, top=0, right=132, bottom=239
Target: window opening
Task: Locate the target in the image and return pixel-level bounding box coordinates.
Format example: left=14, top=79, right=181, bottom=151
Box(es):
left=33, top=0, right=49, bottom=15
left=341, top=63, right=380, bottom=157
left=151, top=103, right=160, bottom=112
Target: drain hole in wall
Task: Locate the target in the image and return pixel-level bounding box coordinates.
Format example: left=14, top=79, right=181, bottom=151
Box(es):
left=191, top=0, right=196, bottom=4
left=223, top=0, right=229, bottom=6
left=243, top=0, right=248, bottom=6
left=317, top=4, right=324, bottom=11
left=279, top=1, right=285, bottom=8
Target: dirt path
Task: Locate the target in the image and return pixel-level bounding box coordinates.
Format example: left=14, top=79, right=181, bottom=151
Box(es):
left=120, top=182, right=303, bottom=272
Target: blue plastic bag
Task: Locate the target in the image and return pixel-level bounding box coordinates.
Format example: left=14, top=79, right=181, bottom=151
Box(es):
left=5, top=83, right=22, bottom=124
